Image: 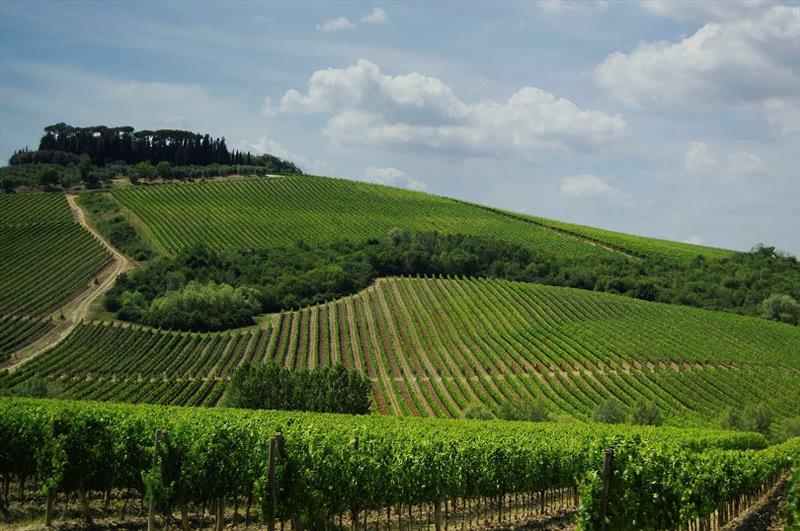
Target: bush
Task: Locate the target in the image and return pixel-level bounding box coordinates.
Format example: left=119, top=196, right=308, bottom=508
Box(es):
left=146, top=281, right=261, bottom=331
left=591, top=398, right=627, bottom=424
left=463, top=403, right=494, bottom=420
left=721, top=402, right=772, bottom=435
left=223, top=361, right=371, bottom=414
left=763, top=294, right=800, bottom=325
left=497, top=397, right=550, bottom=422
left=629, top=401, right=663, bottom=426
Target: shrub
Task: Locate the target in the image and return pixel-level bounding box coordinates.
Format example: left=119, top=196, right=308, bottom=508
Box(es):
left=146, top=281, right=261, bottom=331
left=497, top=397, right=550, bottom=422
left=629, top=401, right=663, bottom=426
left=591, top=398, right=627, bottom=424
left=463, top=403, right=494, bottom=420
left=763, top=294, right=800, bottom=325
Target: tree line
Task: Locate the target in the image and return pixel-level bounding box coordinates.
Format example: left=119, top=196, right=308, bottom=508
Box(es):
left=105, top=228, right=800, bottom=332
left=223, top=361, right=372, bottom=414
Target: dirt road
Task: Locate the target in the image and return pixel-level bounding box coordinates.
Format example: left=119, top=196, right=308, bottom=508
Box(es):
left=3, top=194, right=133, bottom=372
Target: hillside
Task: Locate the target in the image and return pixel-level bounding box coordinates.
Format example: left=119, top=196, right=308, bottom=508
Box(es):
left=5, top=276, right=798, bottom=427
left=0, top=193, right=111, bottom=317
left=112, top=175, right=699, bottom=260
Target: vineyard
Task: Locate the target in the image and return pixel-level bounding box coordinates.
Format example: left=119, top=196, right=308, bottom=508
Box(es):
left=111, top=176, right=623, bottom=258
left=0, top=193, right=112, bottom=316
left=5, top=277, right=799, bottom=427
left=0, top=397, right=796, bottom=530
left=0, top=315, right=55, bottom=362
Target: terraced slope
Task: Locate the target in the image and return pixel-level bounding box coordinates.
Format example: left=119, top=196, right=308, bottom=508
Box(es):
left=6, top=277, right=798, bottom=426
left=112, top=177, right=622, bottom=258
left=0, top=193, right=112, bottom=316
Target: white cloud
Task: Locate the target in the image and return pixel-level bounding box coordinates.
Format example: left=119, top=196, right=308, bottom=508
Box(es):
left=682, top=235, right=705, bottom=245
left=360, top=7, right=389, bottom=24
left=316, top=16, right=356, bottom=32
left=727, top=151, right=764, bottom=177
left=639, top=0, right=779, bottom=22
left=684, top=141, right=717, bottom=173
left=264, top=59, right=626, bottom=157
left=239, top=137, right=327, bottom=175
left=535, top=0, right=608, bottom=13
left=594, top=5, right=799, bottom=133
left=763, top=97, right=800, bottom=135
left=363, top=166, right=427, bottom=191
left=559, top=174, right=633, bottom=205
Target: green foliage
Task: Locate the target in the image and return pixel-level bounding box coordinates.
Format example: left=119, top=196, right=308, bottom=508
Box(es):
left=763, top=293, right=800, bottom=325
left=786, top=466, right=800, bottom=528
left=497, top=397, right=550, bottom=422
left=36, top=166, right=60, bottom=189
left=112, top=177, right=800, bottom=325
left=155, top=161, right=172, bottom=179
left=591, top=399, right=627, bottom=424
left=577, top=435, right=800, bottom=530
left=721, top=402, right=773, bottom=436
left=0, top=397, right=782, bottom=528
left=140, top=281, right=261, bottom=331
left=224, top=361, right=371, bottom=415
left=8, top=375, right=62, bottom=398
left=0, top=193, right=112, bottom=315
left=462, top=403, right=494, bottom=420
left=78, top=192, right=153, bottom=260
left=629, top=401, right=663, bottom=426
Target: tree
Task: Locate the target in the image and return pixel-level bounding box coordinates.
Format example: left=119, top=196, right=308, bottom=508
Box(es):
left=591, top=398, right=627, bottom=424
left=156, top=161, right=172, bottom=179
left=629, top=401, right=663, bottom=426
left=78, top=154, right=98, bottom=188
left=763, top=294, right=800, bottom=325
left=37, top=166, right=60, bottom=189
left=497, top=397, right=550, bottom=422
left=134, top=161, right=155, bottom=181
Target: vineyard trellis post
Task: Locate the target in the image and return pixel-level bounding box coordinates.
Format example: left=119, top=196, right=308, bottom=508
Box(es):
left=600, top=447, right=614, bottom=529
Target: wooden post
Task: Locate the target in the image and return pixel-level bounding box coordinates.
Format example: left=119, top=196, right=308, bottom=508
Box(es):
left=147, top=429, right=162, bottom=531
left=44, top=490, right=55, bottom=526
left=434, top=499, right=442, bottom=531
left=600, top=448, right=614, bottom=529
left=215, top=496, right=225, bottom=531
left=77, top=487, right=93, bottom=525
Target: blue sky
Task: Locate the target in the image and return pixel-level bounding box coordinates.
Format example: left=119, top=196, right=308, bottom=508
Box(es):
left=1, top=0, right=798, bottom=254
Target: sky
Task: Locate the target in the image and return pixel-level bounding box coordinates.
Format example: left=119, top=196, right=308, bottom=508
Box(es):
left=1, top=0, right=798, bottom=255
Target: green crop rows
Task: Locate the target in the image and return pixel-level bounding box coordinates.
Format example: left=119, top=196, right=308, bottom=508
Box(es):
left=0, top=315, right=55, bottom=361
left=6, top=277, right=798, bottom=426
left=111, top=176, right=619, bottom=258
left=1, top=397, right=795, bottom=528
left=0, top=193, right=112, bottom=317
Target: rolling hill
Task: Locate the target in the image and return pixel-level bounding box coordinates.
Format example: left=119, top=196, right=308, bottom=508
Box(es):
left=5, top=276, right=798, bottom=428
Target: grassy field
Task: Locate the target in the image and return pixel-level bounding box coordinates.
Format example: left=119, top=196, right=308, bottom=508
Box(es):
left=0, top=193, right=111, bottom=316
left=6, top=276, right=798, bottom=427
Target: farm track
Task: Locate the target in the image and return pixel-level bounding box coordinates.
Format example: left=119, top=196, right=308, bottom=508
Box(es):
left=2, top=195, right=133, bottom=372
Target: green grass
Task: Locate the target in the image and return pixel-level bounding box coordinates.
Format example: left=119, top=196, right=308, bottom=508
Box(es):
left=7, top=276, right=798, bottom=428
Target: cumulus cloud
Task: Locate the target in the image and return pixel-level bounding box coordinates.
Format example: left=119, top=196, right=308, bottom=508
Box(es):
left=763, top=97, right=800, bottom=135
left=316, top=16, right=356, bottom=32
left=264, top=59, right=626, bottom=157
left=360, top=7, right=388, bottom=24
left=239, top=137, right=327, bottom=175
left=559, top=174, right=633, bottom=205
left=682, top=141, right=765, bottom=180
left=683, top=141, right=717, bottom=173
left=362, top=167, right=427, bottom=191
left=594, top=5, right=799, bottom=133
left=639, top=0, right=779, bottom=22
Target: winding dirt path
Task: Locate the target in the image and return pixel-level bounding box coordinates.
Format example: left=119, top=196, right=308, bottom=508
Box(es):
left=2, top=195, right=133, bottom=372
